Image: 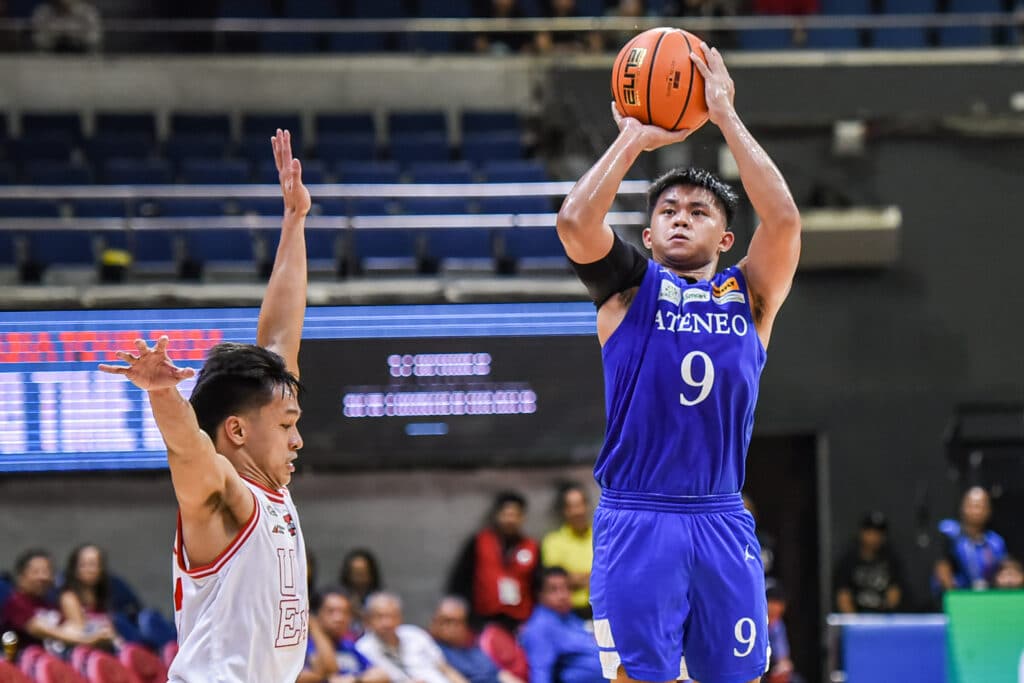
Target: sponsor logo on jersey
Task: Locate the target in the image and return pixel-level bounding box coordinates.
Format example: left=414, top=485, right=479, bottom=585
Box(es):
left=712, top=277, right=739, bottom=298
left=283, top=513, right=297, bottom=537
left=272, top=524, right=286, bottom=535
left=658, top=278, right=682, bottom=306
left=265, top=504, right=279, bottom=517
left=713, top=291, right=747, bottom=305
left=683, top=288, right=710, bottom=304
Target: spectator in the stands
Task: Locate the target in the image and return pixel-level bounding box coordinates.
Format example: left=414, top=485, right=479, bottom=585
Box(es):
left=340, top=548, right=383, bottom=636
left=834, top=511, right=905, bottom=613
left=430, top=596, right=525, bottom=683
left=300, top=587, right=390, bottom=683
left=994, top=557, right=1024, bottom=590
left=519, top=567, right=603, bottom=683
left=764, top=579, right=803, bottom=683
left=535, top=0, right=603, bottom=54
left=31, top=0, right=102, bottom=53
left=473, top=0, right=532, bottom=54
left=541, top=482, right=593, bottom=619
left=447, top=491, right=540, bottom=629
left=357, top=592, right=469, bottom=683
left=58, top=544, right=121, bottom=648
left=934, top=486, right=1008, bottom=592
left=1, top=549, right=114, bottom=650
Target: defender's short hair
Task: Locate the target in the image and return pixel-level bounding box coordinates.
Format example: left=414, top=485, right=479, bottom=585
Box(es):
left=647, top=167, right=740, bottom=227
left=189, top=342, right=302, bottom=439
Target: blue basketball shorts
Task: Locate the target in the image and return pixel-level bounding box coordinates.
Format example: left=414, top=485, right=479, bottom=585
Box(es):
left=589, top=490, right=769, bottom=683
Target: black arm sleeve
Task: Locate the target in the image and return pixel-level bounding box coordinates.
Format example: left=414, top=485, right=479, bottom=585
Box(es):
left=569, top=232, right=649, bottom=308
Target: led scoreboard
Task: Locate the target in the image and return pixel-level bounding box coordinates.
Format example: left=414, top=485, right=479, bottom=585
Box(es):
left=0, top=303, right=605, bottom=472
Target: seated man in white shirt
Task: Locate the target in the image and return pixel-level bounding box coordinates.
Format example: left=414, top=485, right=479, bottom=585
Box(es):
left=357, top=592, right=469, bottom=683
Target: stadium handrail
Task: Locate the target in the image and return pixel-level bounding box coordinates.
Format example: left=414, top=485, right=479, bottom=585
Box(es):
left=0, top=13, right=1021, bottom=36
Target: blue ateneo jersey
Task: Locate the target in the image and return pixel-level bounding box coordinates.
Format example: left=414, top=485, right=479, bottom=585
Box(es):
left=595, top=260, right=767, bottom=496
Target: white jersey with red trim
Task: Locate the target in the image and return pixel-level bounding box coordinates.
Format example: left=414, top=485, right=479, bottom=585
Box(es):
left=168, top=477, right=308, bottom=683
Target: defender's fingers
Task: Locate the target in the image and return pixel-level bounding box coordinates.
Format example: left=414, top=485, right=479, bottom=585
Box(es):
left=114, top=351, right=137, bottom=364
left=154, top=335, right=170, bottom=354
left=98, top=364, right=130, bottom=375
left=134, top=338, right=149, bottom=353
left=174, top=367, right=197, bottom=380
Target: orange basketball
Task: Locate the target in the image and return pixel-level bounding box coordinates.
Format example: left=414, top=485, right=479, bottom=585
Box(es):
left=611, top=27, right=709, bottom=132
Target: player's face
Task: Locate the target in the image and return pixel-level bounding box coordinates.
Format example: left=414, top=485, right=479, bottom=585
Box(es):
left=643, top=185, right=733, bottom=273
left=18, top=556, right=54, bottom=597
left=75, top=546, right=103, bottom=586
left=539, top=574, right=573, bottom=615
left=562, top=489, right=589, bottom=532
left=319, top=593, right=352, bottom=641
left=242, top=387, right=303, bottom=488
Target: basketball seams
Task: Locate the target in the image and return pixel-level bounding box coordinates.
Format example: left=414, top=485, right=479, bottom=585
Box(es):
left=645, top=29, right=669, bottom=126
left=672, top=31, right=698, bottom=131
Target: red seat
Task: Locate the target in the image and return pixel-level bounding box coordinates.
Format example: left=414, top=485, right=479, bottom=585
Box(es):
left=118, top=644, right=166, bottom=683
left=83, top=650, right=139, bottom=683
left=17, top=645, right=44, bottom=677
left=34, top=654, right=87, bottom=683
left=0, top=660, right=34, bottom=683
left=159, top=642, right=177, bottom=669
left=479, top=623, right=529, bottom=683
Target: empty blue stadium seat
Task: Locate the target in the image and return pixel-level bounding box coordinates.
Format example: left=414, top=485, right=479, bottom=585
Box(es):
left=575, top=0, right=604, bottom=15
left=352, top=0, right=403, bottom=17
left=164, top=134, right=232, bottom=165
left=104, top=159, right=173, bottom=185
left=503, top=229, right=567, bottom=261
left=0, top=200, right=62, bottom=217
left=72, top=199, right=129, bottom=217
left=316, top=134, right=376, bottom=163
left=462, top=132, right=523, bottom=163
left=9, top=134, right=75, bottom=162
left=85, top=134, right=154, bottom=165
left=346, top=198, right=393, bottom=216
left=316, top=113, right=375, bottom=136
left=479, top=196, right=552, bottom=214
left=462, top=111, right=520, bottom=134
left=21, top=113, right=81, bottom=140
left=25, top=161, right=93, bottom=185
left=156, top=199, right=226, bottom=217
left=805, top=28, right=862, bottom=49
left=95, top=113, right=156, bottom=140
left=402, top=32, right=458, bottom=52
left=261, top=33, right=320, bottom=53
left=243, top=113, right=302, bottom=139
left=170, top=113, right=232, bottom=137
left=482, top=160, right=547, bottom=182
left=180, top=159, right=250, bottom=184
left=408, top=161, right=474, bottom=184
left=26, top=230, right=95, bottom=265
left=389, top=111, right=447, bottom=136
left=402, top=197, right=471, bottom=215
left=0, top=230, right=14, bottom=265
left=390, top=133, right=450, bottom=163
left=237, top=136, right=280, bottom=166
left=0, top=162, right=15, bottom=184
left=938, top=0, right=1000, bottom=46
left=874, top=0, right=935, bottom=48
left=0, top=113, right=8, bottom=141
left=256, top=160, right=326, bottom=185
left=284, top=0, right=339, bottom=17
left=185, top=229, right=255, bottom=263
left=236, top=197, right=284, bottom=216
left=131, top=231, right=177, bottom=265
left=418, top=0, right=472, bottom=17
left=327, top=33, right=389, bottom=52
left=219, top=0, right=272, bottom=17
left=425, top=228, right=494, bottom=260
left=352, top=229, right=419, bottom=271
left=737, top=29, right=792, bottom=50
left=335, top=161, right=401, bottom=184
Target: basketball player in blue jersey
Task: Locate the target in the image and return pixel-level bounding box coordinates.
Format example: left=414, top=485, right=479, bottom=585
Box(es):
left=556, top=43, right=801, bottom=683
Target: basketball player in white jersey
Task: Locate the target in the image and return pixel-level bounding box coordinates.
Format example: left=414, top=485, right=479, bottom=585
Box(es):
left=99, top=129, right=311, bottom=682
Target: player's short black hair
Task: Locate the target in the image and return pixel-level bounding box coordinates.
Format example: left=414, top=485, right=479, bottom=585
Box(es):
left=647, top=167, right=739, bottom=227
left=189, top=342, right=303, bottom=441
left=14, top=548, right=50, bottom=577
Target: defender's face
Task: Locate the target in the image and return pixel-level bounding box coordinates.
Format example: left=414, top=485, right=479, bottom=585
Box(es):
left=644, top=185, right=732, bottom=271
left=243, top=387, right=303, bottom=488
